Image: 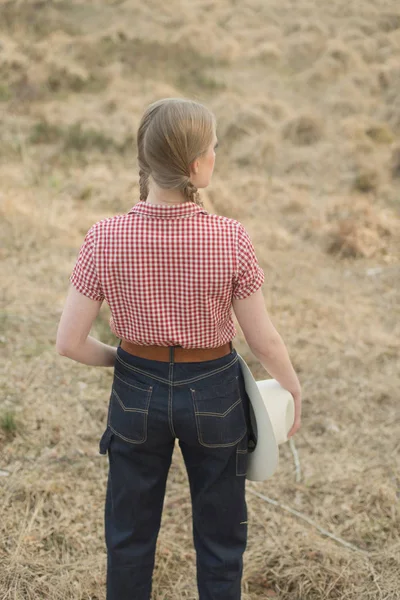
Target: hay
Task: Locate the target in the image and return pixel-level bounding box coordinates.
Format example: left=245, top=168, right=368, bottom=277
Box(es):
left=323, top=196, right=397, bottom=258
left=1, top=0, right=400, bottom=598
left=282, top=115, right=324, bottom=146
left=390, top=145, right=400, bottom=178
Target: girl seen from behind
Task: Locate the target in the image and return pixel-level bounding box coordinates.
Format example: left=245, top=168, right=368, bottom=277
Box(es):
left=56, top=97, right=302, bottom=600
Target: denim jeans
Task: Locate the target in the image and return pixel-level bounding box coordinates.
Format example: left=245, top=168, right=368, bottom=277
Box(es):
left=99, top=343, right=255, bottom=600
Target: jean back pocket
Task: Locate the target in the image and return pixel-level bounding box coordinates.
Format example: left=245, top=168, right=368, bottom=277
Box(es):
left=190, top=375, right=247, bottom=447
left=108, top=371, right=153, bottom=444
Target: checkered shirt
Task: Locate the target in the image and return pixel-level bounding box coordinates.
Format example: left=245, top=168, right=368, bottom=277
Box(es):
left=69, top=200, right=265, bottom=348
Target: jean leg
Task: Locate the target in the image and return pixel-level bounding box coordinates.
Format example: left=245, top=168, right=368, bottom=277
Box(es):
left=179, top=439, right=248, bottom=600
left=105, top=434, right=175, bottom=600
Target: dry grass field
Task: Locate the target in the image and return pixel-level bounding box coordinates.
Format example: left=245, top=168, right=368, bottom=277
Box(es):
left=1, top=0, right=399, bottom=598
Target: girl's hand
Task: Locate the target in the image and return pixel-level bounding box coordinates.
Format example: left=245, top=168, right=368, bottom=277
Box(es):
left=287, top=389, right=302, bottom=438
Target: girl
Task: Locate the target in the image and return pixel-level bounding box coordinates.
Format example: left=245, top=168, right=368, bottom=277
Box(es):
left=56, top=97, right=302, bottom=600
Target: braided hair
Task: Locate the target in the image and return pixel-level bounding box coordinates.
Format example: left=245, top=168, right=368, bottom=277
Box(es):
left=137, top=98, right=216, bottom=207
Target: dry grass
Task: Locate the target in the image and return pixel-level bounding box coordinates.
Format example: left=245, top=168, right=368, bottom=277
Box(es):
left=282, top=115, right=324, bottom=146
left=1, top=0, right=400, bottom=599
left=391, top=146, right=400, bottom=179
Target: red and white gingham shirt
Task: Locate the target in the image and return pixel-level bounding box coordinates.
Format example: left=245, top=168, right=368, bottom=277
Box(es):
left=70, top=200, right=265, bottom=348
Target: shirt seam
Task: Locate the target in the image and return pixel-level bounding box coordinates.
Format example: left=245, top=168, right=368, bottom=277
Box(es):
left=234, top=222, right=240, bottom=292
left=89, top=225, right=104, bottom=300
left=70, top=275, right=103, bottom=301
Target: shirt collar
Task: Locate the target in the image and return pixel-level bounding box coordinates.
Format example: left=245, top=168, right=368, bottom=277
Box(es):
left=128, top=200, right=208, bottom=220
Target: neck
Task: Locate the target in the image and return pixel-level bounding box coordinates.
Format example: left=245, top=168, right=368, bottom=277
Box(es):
left=146, top=179, right=187, bottom=206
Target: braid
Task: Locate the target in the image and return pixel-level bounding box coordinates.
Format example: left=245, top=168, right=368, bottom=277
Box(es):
left=139, top=168, right=150, bottom=201
left=183, top=180, right=203, bottom=207
left=136, top=99, right=216, bottom=206
left=137, top=108, right=154, bottom=202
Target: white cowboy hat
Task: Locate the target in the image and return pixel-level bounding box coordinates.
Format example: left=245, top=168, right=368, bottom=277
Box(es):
left=236, top=353, right=295, bottom=482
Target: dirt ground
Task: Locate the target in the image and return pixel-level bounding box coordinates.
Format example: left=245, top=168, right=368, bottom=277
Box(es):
left=0, top=0, right=399, bottom=598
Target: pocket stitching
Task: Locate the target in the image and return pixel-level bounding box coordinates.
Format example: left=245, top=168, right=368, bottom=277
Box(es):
left=112, top=389, right=150, bottom=413
left=193, top=397, right=242, bottom=418
left=108, top=422, right=148, bottom=445
left=114, top=371, right=153, bottom=393
left=109, top=385, right=153, bottom=444
left=190, top=377, right=247, bottom=448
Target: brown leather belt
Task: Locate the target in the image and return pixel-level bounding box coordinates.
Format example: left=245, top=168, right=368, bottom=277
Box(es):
left=120, top=339, right=233, bottom=363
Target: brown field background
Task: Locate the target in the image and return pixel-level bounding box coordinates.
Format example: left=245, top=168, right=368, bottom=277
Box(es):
left=1, top=0, right=399, bottom=598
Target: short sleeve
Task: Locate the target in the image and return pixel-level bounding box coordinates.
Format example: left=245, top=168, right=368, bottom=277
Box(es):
left=232, top=223, right=265, bottom=300
left=69, top=226, right=104, bottom=301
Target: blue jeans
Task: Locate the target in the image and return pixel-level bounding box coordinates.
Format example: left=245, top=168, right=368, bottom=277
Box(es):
left=99, top=343, right=254, bottom=600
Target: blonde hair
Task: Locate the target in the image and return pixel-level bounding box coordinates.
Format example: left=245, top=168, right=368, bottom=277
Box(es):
left=137, top=98, right=216, bottom=206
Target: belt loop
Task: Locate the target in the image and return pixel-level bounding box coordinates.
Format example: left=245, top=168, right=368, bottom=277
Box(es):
left=169, top=346, right=174, bottom=364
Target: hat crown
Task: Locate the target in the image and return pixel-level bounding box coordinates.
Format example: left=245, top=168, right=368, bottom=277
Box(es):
left=256, top=379, right=295, bottom=445
left=236, top=353, right=294, bottom=482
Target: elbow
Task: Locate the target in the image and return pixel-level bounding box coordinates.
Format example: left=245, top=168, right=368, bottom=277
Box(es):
left=56, top=335, right=83, bottom=357
left=55, top=334, right=73, bottom=357
left=56, top=325, right=80, bottom=356
left=56, top=341, right=70, bottom=356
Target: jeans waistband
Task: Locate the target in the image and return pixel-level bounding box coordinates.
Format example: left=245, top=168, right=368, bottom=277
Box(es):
left=115, top=344, right=239, bottom=386
left=119, top=340, right=233, bottom=363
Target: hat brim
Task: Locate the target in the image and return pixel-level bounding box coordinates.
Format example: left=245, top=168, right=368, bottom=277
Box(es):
left=237, top=354, right=279, bottom=481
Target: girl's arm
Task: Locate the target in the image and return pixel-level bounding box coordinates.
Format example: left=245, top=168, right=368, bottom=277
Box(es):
left=56, top=285, right=117, bottom=367
left=232, top=288, right=302, bottom=438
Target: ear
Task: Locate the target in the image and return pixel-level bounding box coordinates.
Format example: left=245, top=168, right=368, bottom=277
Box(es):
left=190, top=159, right=199, bottom=175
